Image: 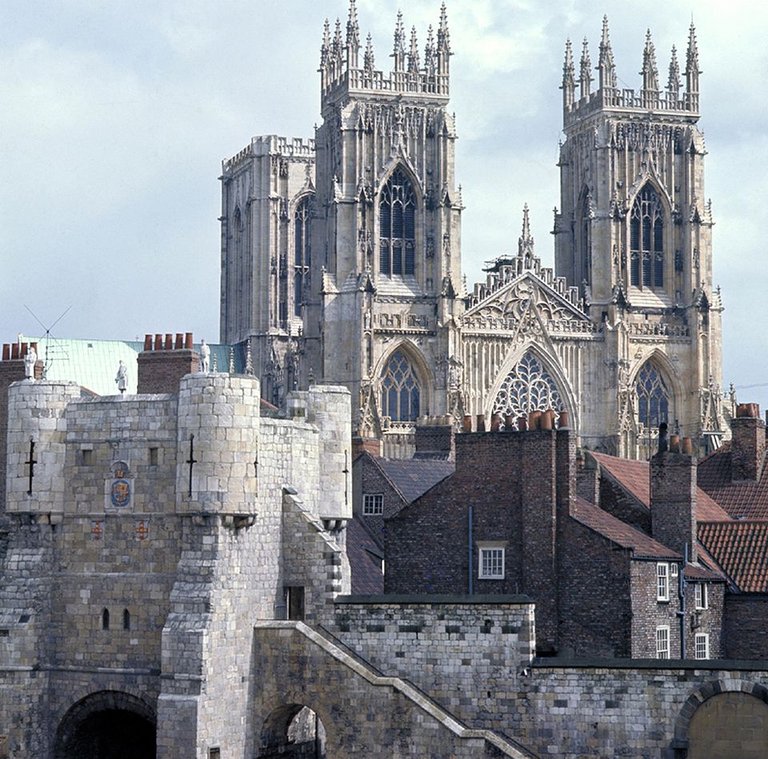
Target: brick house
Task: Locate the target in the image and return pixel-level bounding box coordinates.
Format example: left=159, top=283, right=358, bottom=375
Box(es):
left=385, top=418, right=726, bottom=658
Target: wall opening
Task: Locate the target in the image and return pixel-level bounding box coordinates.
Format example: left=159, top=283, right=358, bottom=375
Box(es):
left=54, top=691, right=156, bottom=759
left=259, top=704, right=326, bottom=758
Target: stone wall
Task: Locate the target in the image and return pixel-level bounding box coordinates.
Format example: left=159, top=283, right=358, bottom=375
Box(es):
left=332, top=596, right=535, bottom=730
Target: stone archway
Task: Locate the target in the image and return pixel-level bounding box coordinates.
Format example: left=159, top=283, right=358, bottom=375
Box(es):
left=258, top=703, right=326, bottom=758
left=54, top=690, right=156, bottom=759
left=674, top=680, right=768, bottom=758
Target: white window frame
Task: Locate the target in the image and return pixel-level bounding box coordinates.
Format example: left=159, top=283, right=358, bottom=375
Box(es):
left=670, top=563, right=679, bottom=578
left=362, top=493, right=384, bottom=516
left=695, top=582, right=708, bottom=610
left=656, top=626, right=670, bottom=659
left=657, top=562, right=670, bottom=602
left=477, top=542, right=506, bottom=580
left=694, top=632, right=710, bottom=660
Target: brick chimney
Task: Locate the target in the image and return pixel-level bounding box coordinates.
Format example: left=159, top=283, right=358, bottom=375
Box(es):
left=730, top=403, right=765, bottom=481
left=137, top=332, right=200, bottom=394
left=414, top=415, right=456, bottom=460
left=650, top=446, right=697, bottom=561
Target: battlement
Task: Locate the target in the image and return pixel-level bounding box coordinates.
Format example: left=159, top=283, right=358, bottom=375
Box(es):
left=320, top=1, right=450, bottom=103
left=222, top=135, right=316, bottom=175
left=562, top=18, right=701, bottom=129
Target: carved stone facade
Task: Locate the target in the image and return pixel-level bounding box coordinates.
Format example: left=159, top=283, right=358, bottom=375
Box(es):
left=220, top=4, right=726, bottom=458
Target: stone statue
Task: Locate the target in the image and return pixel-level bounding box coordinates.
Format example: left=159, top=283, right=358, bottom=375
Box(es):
left=200, top=339, right=211, bottom=373
left=24, top=346, right=37, bottom=380
left=115, top=360, right=127, bottom=394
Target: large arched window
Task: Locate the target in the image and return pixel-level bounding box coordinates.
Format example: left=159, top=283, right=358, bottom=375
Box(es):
left=630, top=184, right=664, bottom=289
left=635, top=362, right=669, bottom=428
left=380, top=349, right=420, bottom=421
left=492, top=351, right=565, bottom=426
left=293, top=197, right=312, bottom=317
left=379, top=168, right=416, bottom=277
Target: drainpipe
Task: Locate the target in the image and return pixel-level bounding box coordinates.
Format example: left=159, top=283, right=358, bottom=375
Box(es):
left=468, top=505, right=474, bottom=595
left=677, top=543, right=688, bottom=659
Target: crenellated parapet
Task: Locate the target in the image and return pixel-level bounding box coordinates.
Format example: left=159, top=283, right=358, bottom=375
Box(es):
left=320, top=0, right=451, bottom=104
left=562, top=18, right=701, bottom=128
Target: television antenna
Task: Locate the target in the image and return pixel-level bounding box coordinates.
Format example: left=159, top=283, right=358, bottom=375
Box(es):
left=23, top=305, right=72, bottom=379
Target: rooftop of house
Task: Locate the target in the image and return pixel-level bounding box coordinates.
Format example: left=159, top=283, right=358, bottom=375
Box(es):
left=589, top=451, right=731, bottom=522
left=346, top=517, right=384, bottom=595
left=697, top=521, right=768, bottom=592
left=372, top=455, right=455, bottom=504
left=697, top=443, right=768, bottom=520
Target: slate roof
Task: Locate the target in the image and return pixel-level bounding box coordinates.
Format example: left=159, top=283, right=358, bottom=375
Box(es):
left=589, top=451, right=731, bottom=522
left=697, top=446, right=768, bottom=520
left=374, top=457, right=455, bottom=504
left=346, top=517, right=384, bottom=594
left=697, top=521, right=768, bottom=592
left=571, top=497, right=681, bottom=560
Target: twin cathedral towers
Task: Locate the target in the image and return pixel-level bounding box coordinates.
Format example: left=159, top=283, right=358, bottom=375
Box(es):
left=219, top=2, right=726, bottom=458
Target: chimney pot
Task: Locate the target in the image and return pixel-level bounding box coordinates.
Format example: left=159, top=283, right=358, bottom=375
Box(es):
left=518, top=415, right=528, bottom=432
left=462, top=414, right=473, bottom=433
left=505, top=414, right=516, bottom=431
left=476, top=414, right=486, bottom=432
left=20, top=343, right=28, bottom=358
left=558, top=410, right=570, bottom=429
left=185, top=333, right=194, bottom=349
left=669, top=434, right=680, bottom=453
left=529, top=410, right=542, bottom=431
left=144, top=334, right=152, bottom=351
left=2, top=344, right=9, bottom=361
left=490, top=413, right=502, bottom=432
left=154, top=334, right=163, bottom=351
left=11, top=344, right=19, bottom=359
left=540, top=410, right=553, bottom=430
left=164, top=334, right=173, bottom=350
left=175, top=333, right=183, bottom=349
left=682, top=436, right=694, bottom=455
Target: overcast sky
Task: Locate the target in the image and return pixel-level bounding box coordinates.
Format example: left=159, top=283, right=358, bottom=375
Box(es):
left=1, top=0, right=766, bottom=407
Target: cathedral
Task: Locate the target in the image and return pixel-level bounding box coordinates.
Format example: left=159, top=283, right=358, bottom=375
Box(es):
left=219, top=1, right=726, bottom=459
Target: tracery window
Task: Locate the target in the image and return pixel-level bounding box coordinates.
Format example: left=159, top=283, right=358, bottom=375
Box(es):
left=630, top=184, right=664, bottom=289
left=635, top=363, right=669, bottom=428
left=380, top=349, right=420, bottom=422
left=293, top=197, right=312, bottom=317
left=491, top=351, right=564, bottom=426
left=379, top=168, right=416, bottom=277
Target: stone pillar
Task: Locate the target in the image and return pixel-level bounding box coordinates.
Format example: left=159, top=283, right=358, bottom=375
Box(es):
left=650, top=451, right=697, bottom=561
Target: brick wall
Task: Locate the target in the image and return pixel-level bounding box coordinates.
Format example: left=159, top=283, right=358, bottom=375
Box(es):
left=724, top=594, right=768, bottom=659
left=137, top=333, right=199, bottom=394
left=650, top=451, right=697, bottom=560
left=597, top=475, right=651, bottom=532
left=730, top=406, right=766, bottom=481
left=353, top=454, right=405, bottom=547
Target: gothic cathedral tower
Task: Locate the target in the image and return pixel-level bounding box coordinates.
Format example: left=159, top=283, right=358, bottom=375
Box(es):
left=554, top=19, right=725, bottom=456
left=306, top=1, right=464, bottom=449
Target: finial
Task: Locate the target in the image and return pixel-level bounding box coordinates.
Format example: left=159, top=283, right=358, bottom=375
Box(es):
left=408, top=26, right=420, bottom=73
left=364, top=33, right=375, bottom=71
left=518, top=204, right=535, bottom=263
left=332, top=18, right=343, bottom=57
left=321, top=18, right=331, bottom=65
left=686, top=20, right=699, bottom=71
left=346, top=0, right=360, bottom=54
left=598, top=16, right=617, bottom=90
left=393, top=10, right=405, bottom=71
left=641, top=29, right=659, bottom=91
left=579, top=38, right=592, bottom=98
left=424, top=25, right=436, bottom=73
left=437, top=2, right=450, bottom=53
left=667, top=45, right=681, bottom=96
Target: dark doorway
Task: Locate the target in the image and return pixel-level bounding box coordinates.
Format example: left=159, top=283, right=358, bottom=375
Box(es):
left=56, top=705, right=155, bottom=759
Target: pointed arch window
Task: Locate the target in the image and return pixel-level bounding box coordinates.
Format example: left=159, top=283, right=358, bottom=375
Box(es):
left=379, top=168, right=416, bottom=277
left=492, top=351, right=565, bottom=426
left=380, top=349, right=420, bottom=421
left=293, top=196, right=312, bottom=317
left=635, top=363, right=669, bottom=428
left=580, top=189, right=593, bottom=286
left=630, top=185, right=664, bottom=289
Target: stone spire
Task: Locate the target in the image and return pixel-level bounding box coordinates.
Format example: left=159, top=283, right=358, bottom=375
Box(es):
left=518, top=204, right=535, bottom=264
left=685, top=21, right=700, bottom=109
left=641, top=29, right=660, bottom=105
left=346, top=0, right=360, bottom=68
left=332, top=18, right=343, bottom=61
left=562, top=39, right=575, bottom=109
left=436, top=2, right=451, bottom=77
left=408, top=26, right=420, bottom=74
left=597, top=16, right=617, bottom=90
left=392, top=10, right=406, bottom=72
left=579, top=38, right=592, bottom=99
left=667, top=45, right=681, bottom=99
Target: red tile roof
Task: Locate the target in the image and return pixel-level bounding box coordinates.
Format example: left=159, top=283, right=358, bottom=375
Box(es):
left=697, top=449, right=768, bottom=520
left=697, top=521, right=768, bottom=592
left=571, top=497, right=681, bottom=560
left=590, top=452, right=731, bottom=522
